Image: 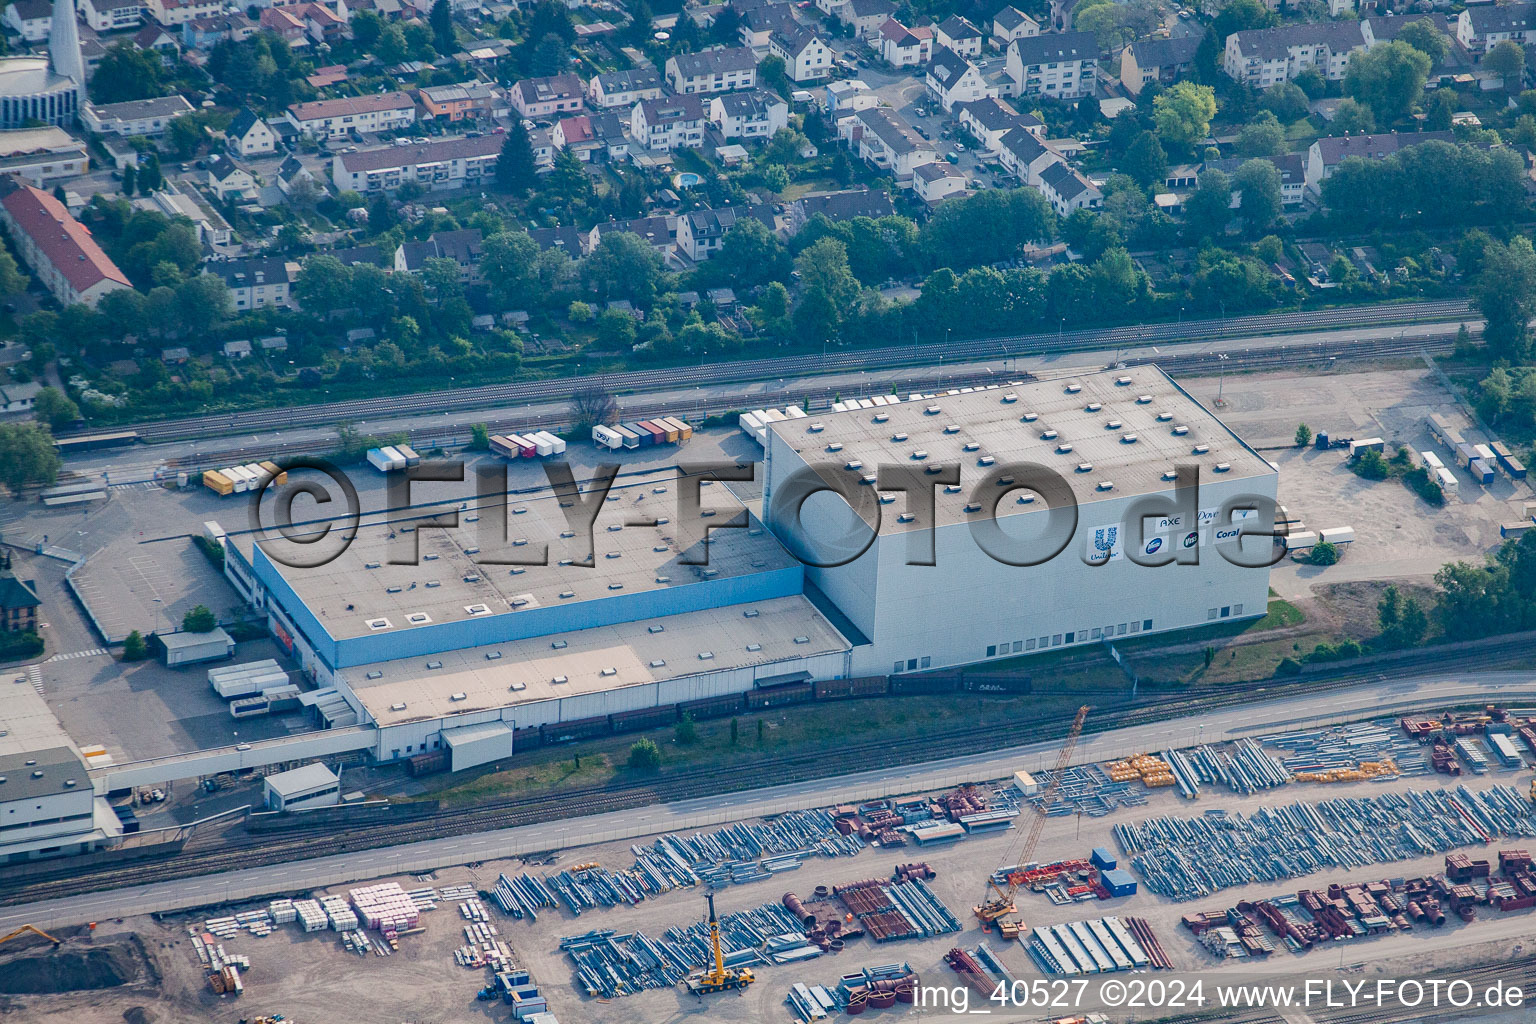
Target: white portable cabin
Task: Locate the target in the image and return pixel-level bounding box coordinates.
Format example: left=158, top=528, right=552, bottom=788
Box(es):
left=739, top=411, right=764, bottom=438
left=366, top=448, right=401, bottom=472
left=221, top=467, right=249, bottom=492
left=592, top=425, right=622, bottom=450
left=379, top=445, right=407, bottom=468
left=1347, top=438, right=1385, bottom=458
left=1421, top=450, right=1444, bottom=471
left=203, top=521, right=227, bottom=547
left=1319, top=526, right=1355, bottom=545
left=1286, top=531, right=1317, bottom=552
left=1435, top=466, right=1458, bottom=494
left=527, top=432, right=554, bottom=457
left=532, top=430, right=566, bottom=455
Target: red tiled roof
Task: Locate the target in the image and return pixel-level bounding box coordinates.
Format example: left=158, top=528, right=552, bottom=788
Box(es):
left=0, top=179, right=131, bottom=296
left=288, top=91, right=414, bottom=121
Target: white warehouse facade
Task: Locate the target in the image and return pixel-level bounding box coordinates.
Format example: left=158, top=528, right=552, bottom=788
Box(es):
left=761, top=367, right=1278, bottom=677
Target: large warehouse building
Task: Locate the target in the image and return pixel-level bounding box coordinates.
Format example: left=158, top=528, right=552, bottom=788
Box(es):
left=221, top=366, right=1275, bottom=771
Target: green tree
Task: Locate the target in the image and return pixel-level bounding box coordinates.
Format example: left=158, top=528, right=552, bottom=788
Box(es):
left=1485, top=39, right=1527, bottom=93
left=121, top=630, right=148, bottom=661
left=1345, top=42, right=1432, bottom=124
left=1121, top=130, right=1168, bottom=190
left=182, top=604, right=217, bottom=633
left=469, top=423, right=490, bottom=450
left=167, top=115, right=204, bottom=159
left=795, top=237, right=858, bottom=306
left=1183, top=168, right=1231, bottom=240
left=627, top=737, right=662, bottom=772
left=567, top=300, right=592, bottom=322
left=480, top=231, right=541, bottom=308
left=1424, top=88, right=1457, bottom=132
left=352, top=9, right=384, bottom=50
left=1235, top=113, right=1285, bottom=157
left=295, top=254, right=353, bottom=315
left=1260, top=82, right=1310, bottom=122
left=594, top=308, right=637, bottom=348
left=0, top=422, right=61, bottom=496
left=1212, top=0, right=1274, bottom=41
left=175, top=273, right=234, bottom=334
left=1153, top=82, right=1217, bottom=151
left=1473, top=236, right=1536, bottom=361
left=430, top=0, right=455, bottom=53
left=582, top=231, right=665, bottom=304
left=707, top=219, right=789, bottom=288
left=32, top=387, right=79, bottom=429
left=496, top=120, right=538, bottom=195
left=1397, top=19, right=1450, bottom=66
left=1232, top=159, right=1282, bottom=233
left=120, top=162, right=136, bottom=198
left=1295, top=423, right=1313, bottom=448
left=1328, top=98, right=1376, bottom=135
left=674, top=712, right=697, bottom=746
left=89, top=42, right=163, bottom=103
left=1309, top=540, right=1340, bottom=566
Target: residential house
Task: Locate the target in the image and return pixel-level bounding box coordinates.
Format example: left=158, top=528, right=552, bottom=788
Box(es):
left=0, top=178, right=130, bottom=307
left=740, top=3, right=796, bottom=54
left=207, top=154, right=257, bottom=201
left=225, top=108, right=277, bottom=157
left=708, top=88, right=789, bottom=140
left=529, top=127, right=553, bottom=171
left=276, top=153, right=318, bottom=196
left=913, top=160, right=968, bottom=203
left=0, top=381, right=43, bottom=416
left=1303, top=130, right=1455, bottom=195
left=0, top=572, right=40, bottom=634
left=770, top=24, right=834, bottom=82
left=826, top=78, right=878, bottom=125
left=223, top=339, right=252, bottom=359
left=1120, top=32, right=1203, bottom=96
left=259, top=5, right=307, bottom=43
left=147, top=183, right=233, bottom=245
left=81, top=95, right=194, bottom=136
left=212, top=257, right=294, bottom=311
left=3, top=0, right=51, bottom=42
left=666, top=47, right=758, bottom=94
left=181, top=13, right=255, bottom=50
left=0, top=126, right=90, bottom=185
left=418, top=81, right=507, bottom=122
left=286, top=93, right=416, bottom=139
left=630, top=94, right=707, bottom=151
left=1036, top=160, right=1101, bottom=216
left=589, top=215, right=675, bottom=254
left=587, top=67, right=663, bottom=108
left=1222, top=22, right=1369, bottom=88
left=998, top=125, right=1062, bottom=186
left=843, top=106, right=937, bottom=183
left=295, top=0, right=347, bottom=45
left=80, top=0, right=146, bottom=33
left=1006, top=32, right=1097, bottom=99
left=784, top=188, right=896, bottom=234
left=957, top=97, right=1040, bottom=154
left=675, top=204, right=775, bottom=261
left=160, top=346, right=189, bottom=364
left=393, top=228, right=484, bottom=281
left=934, top=15, right=983, bottom=59
left=528, top=224, right=586, bottom=255
left=331, top=134, right=503, bottom=192
left=878, top=20, right=933, bottom=68
left=134, top=23, right=181, bottom=65
left=991, top=6, right=1039, bottom=50
left=146, top=0, right=222, bottom=26
left=927, top=47, right=994, bottom=112
left=837, top=0, right=895, bottom=39
left=509, top=73, right=585, bottom=120
left=1207, top=153, right=1307, bottom=206
left=1457, top=3, right=1536, bottom=55
left=553, top=111, right=629, bottom=162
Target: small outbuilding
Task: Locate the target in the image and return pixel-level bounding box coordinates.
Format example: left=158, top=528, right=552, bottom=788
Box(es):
left=263, top=762, right=340, bottom=812
left=160, top=627, right=235, bottom=667
left=1100, top=867, right=1138, bottom=898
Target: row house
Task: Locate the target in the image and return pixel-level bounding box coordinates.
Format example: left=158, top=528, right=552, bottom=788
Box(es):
left=1036, top=160, right=1101, bottom=216
left=1119, top=32, right=1203, bottom=96
left=630, top=94, right=707, bottom=151
left=0, top=178, right=131, bottom=308
left=80, top=0, right=146, bottom=32
left=826, top=78, right=879, bottom=125
left=957, top=96, right=1042, bottom=154
left=878, top=19, right=933, bottom=68
left=741, top=3, right=796, bottom=54
left=926, top=47, right=995, bottom=112
left=182, top=14, right=257, bottom=50
left=590, top=215, right=674, bottom=255
left=331, top=133, right=503, bottom=192
left=1204, top=153, right=1307, bottom=206
left=81, top=94, right=194, bottom=136
left=212, top=257, right=294, bottom=312
left=510, top=73, right=584, bottom=120
left=666, top=47, right=758, bottom=94
left=225, top=108, right=277, bottom=156
left=708, top=88, right=789, bottom=140
left=1006, top=32, right=1097, bottom=100
left=418, top=81, right=508, bottom=121
left=914, top=160, right=968, bottom=203
left=552, top=112, right=630, bottom=163
left=998, top=125, right=1062, bottom=186
left=1457, top=3, right=1536, bottom=55
left=286, top=92, right=416, bottom=139
left=588, top=67, right=663, bottom=108
left=394, top=228, right=483, bottom=282
left=835, top=0, right=895, bottom=39
left=991, top=6, right=1039, bottom=50
left=1221, top=21, right=1369, bottom=88
left=784, top=188, right=895, bottom=235
left=842, top=106, right=936, bottom=183
left=771, top=24, right=834, bottom=82
left=933, top=15, right=983, bottom=59
left=675, top=205, right=776, bottom=262
left=1302, top=130, right=1455, bottom=195
left=3, top=0, right=51, bottom=42
left=147, top=0, right=223, bottom=26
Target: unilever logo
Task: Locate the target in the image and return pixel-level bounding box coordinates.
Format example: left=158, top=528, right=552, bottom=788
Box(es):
left=1144, top=537, right=1163, bottom=555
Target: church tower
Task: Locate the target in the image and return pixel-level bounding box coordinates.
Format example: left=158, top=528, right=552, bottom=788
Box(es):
left=49, top=0, right=85, bottom=106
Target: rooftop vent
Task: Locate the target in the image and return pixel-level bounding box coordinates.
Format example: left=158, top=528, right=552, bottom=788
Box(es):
left=512, top=538, right=528, bottom=546
left=1076, top=462, right=1093, bottom=473
left=1056, top=443, right=1073, bottom=454
left=824, top=441, right=845, bottom=454
left=742, top=608, right=760, bottom=618
left=1097, top=481, right=1115, bottom=491
left=1106, top=420, right=1121, bottom=429
left=746, top=643, right=762, bottom=652
left=648, top=624, right=665, bottom=634
left=861, top=473, right=877, bottom=486
left=891, top=432, right=908, bottom=442
left=1137, top=394, right=1153, bottom=404
left=552, top=675, right=569, bottom=685
left=808, top=422, right=824, bottom=432
left=655, top=517, right=670, bottom=525
left=963, top=501, right=983, bottom=513
left=655, top=575, right=672, bottom=583
left=911, top=450, right=928, bottom=460
left=1162, top=469, right=1179, bottom=480
left=1002, top=393, right=1018, bottom=403
left=427, top=660, right=443, bottom=669
left=653, top=486, right=667, bottom=494
left=608, top=583, right=624, bottom=590
left=1214, top=462, right=1232, bottom=472
left=1085, top=402, right=1102, bottom=412
left=793, top=636, right=810, bottom=644
left=560, top=530, right=575, bottom=538
left=424, top=580, right=441, bottom=588
left=600, top=667, right=617, bottom=677
left=1172, top=425, right=1189, bottom=436
left=407, top=612, right=433, bottom=624
left=551, top=640, right=568, bottom=649
left=485, top=651, right=502, bottom=660
left=1016, top=494, right=1035, bottom=504
left=510, top=567, right=526, bottom=575
left=605, top=551, right=621, bottom=559
left=873, top=412, right=889, bottom=423
left=559, top=590, right=575, bottom=599
left=1121, top=434, right=1138, bottom=444
left=364, top=561, right=381, bottom=570
left=1064, top=383, right=1081, bottom=394
left=1021, top=412, right=1038, bottom=422
left=944, top=484, right=963, bottom=494
left=925, top=404, right=941, bottom=415
left=367, top=618, right=391, bottom=631
left=607, top=524, right=623, bottom=532
left=943, top=424, right=960, bottom=434
left=845, top=460, right=863, bottom=471
left=447, top=693, right=465, bottom=704
left=963, top=441, right=980, bottom=451
left=701, top=568, right=720, bottom=578
left=513, top=507, right=527, bottom=515
left=390, top=703, right=407, bottom=712
left=1041, top=429, right=1058, bottom=440
left=366, top=670, right=383, bottom=679
left=509, top=682, right=526, bottom=691
left=878, top=493, right=896, bottom=504
left=978, top=455, right=995, bottom=466
left=1193, top=444, right=1210, bottom=455
left=896, top=512, right=915, bottom=523
left=1116, top=376, right=1133, bottom=386
left=1157, top=412, right=1174, bottom=422
left=649, top=659, right=667, bottom=668
left=385, top=586, right=402, bottom=594
left=698, top=651, right=715, bottom=660
left=462, top=574, right=481, bottom=583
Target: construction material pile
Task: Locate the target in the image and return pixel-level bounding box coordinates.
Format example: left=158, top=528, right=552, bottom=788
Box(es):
left=1117, top=785, right=1536, bottom=901
left=1026, top=765, right=1149, bottom=817
left=348, top=883, right=420, bottom=933
left=833, top=878, right=961, bottom=943
left=1107, top=754, right=1175, bottom=788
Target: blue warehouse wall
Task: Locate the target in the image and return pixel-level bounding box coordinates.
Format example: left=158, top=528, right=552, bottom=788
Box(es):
left=249, top=545, right=343, bottom=668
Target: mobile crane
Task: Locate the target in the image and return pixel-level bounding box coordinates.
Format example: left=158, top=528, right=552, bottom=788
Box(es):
left=975, top=705, right=1090, bottom=925
left=684, top=892, right=755, bottom=995
left=0, top=924, right=61, bottom=948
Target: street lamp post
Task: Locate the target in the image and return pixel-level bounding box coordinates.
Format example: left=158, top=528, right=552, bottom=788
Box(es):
left=1216, top=353, right=1229, bottom=406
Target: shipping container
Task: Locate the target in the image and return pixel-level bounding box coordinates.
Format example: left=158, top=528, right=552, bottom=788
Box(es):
left=813, top=676, right=890, bottom=701
left=1457, top=443, right=1481, bottom=471
left=203, top=470, right=234, bottom=496
left=663, top=416, right=694, bottom=440
left=620, top=421, right=653, bottom=446
left=745, top=681, right=814, bottom=709
left=230, top=695, right=271, bottom=719
left=219, top=467, right=247, bottom=493
left=1497, top=452, right=1527, bottom=480
left=1428, top=414, right=1463, bottom=450
left=379, top=445, right=408, bottom=468
left=1502, top=521, right=1533, bottom=539
left=491, top=434, right=522, bottom=458
left=1420, top=450, right=1444, bottom=471
left=367, top=447, right=403, bottom=472
left=1285, top=530, right=1318, bottom=552
left=54, top=429, right=138, bottom=453
left=528, top=432, right=555, bottom=457
left=591, top=426, right=622, bottom=450
left=1474, top=443, right=1497, bottom=464
left=501, top=433, right=536, bottom=458
left=258, top=460, right=288, bottom=485
left=635, top=420, right=667, bottom=445
left=542, top=431, right=568, bottom=455
left=395, top=444, right=421, bottom=466
left=203, top=521, right=227, bottom=547
left=739, top=411, right=764, bottom=438
left=650, top=419, right=680, bottom=443
left=676, top=693, right=746, bottom=720
left=610, top=425, right=641, bottom=449
left=609, top=706, right=678, bottom=733
left=785, top=405, right=808, bottom=419
left=1318, top=526, right=1355, bottom=545
left=1470, top=459, right=1495, bottom=485
left=1435, top=466, right=1458, bottom=494
left=540, top=715, right=610, bottom=745
left=1348, top=438, right=1385, bottom=458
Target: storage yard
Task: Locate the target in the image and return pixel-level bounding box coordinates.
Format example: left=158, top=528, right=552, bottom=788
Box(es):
left=9, top=703, right=1536, bottom=1024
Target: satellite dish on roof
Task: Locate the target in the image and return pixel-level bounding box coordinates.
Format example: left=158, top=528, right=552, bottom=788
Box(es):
left=654, top=31, right=670, bottom=41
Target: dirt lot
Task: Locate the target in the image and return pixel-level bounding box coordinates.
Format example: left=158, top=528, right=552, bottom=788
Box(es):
left=12, top=750, right=1536, bottom=1024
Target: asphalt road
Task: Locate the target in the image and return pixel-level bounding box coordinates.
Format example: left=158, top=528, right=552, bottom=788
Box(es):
left=5, top=669, right=1530, bottom=931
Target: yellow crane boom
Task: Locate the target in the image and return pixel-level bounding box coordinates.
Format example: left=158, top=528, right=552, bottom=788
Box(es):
left=0, top=924, right=61, bottom=948
left=976, top=705, right=1090, bottom=923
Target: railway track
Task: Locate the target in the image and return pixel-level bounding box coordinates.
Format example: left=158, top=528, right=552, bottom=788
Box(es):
left=73, top=300, right=1473, bottom=445
left=2, top=634, right=1527, bottom=906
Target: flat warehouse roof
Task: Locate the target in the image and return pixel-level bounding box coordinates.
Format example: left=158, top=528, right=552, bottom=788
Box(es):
left=233, top=467, right=798, bottom=642
left=767, top=366, right=1273, bottom=531
left=0, top=675, right=75, bottom=759
left=342, top=595, right=849, bottom=727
